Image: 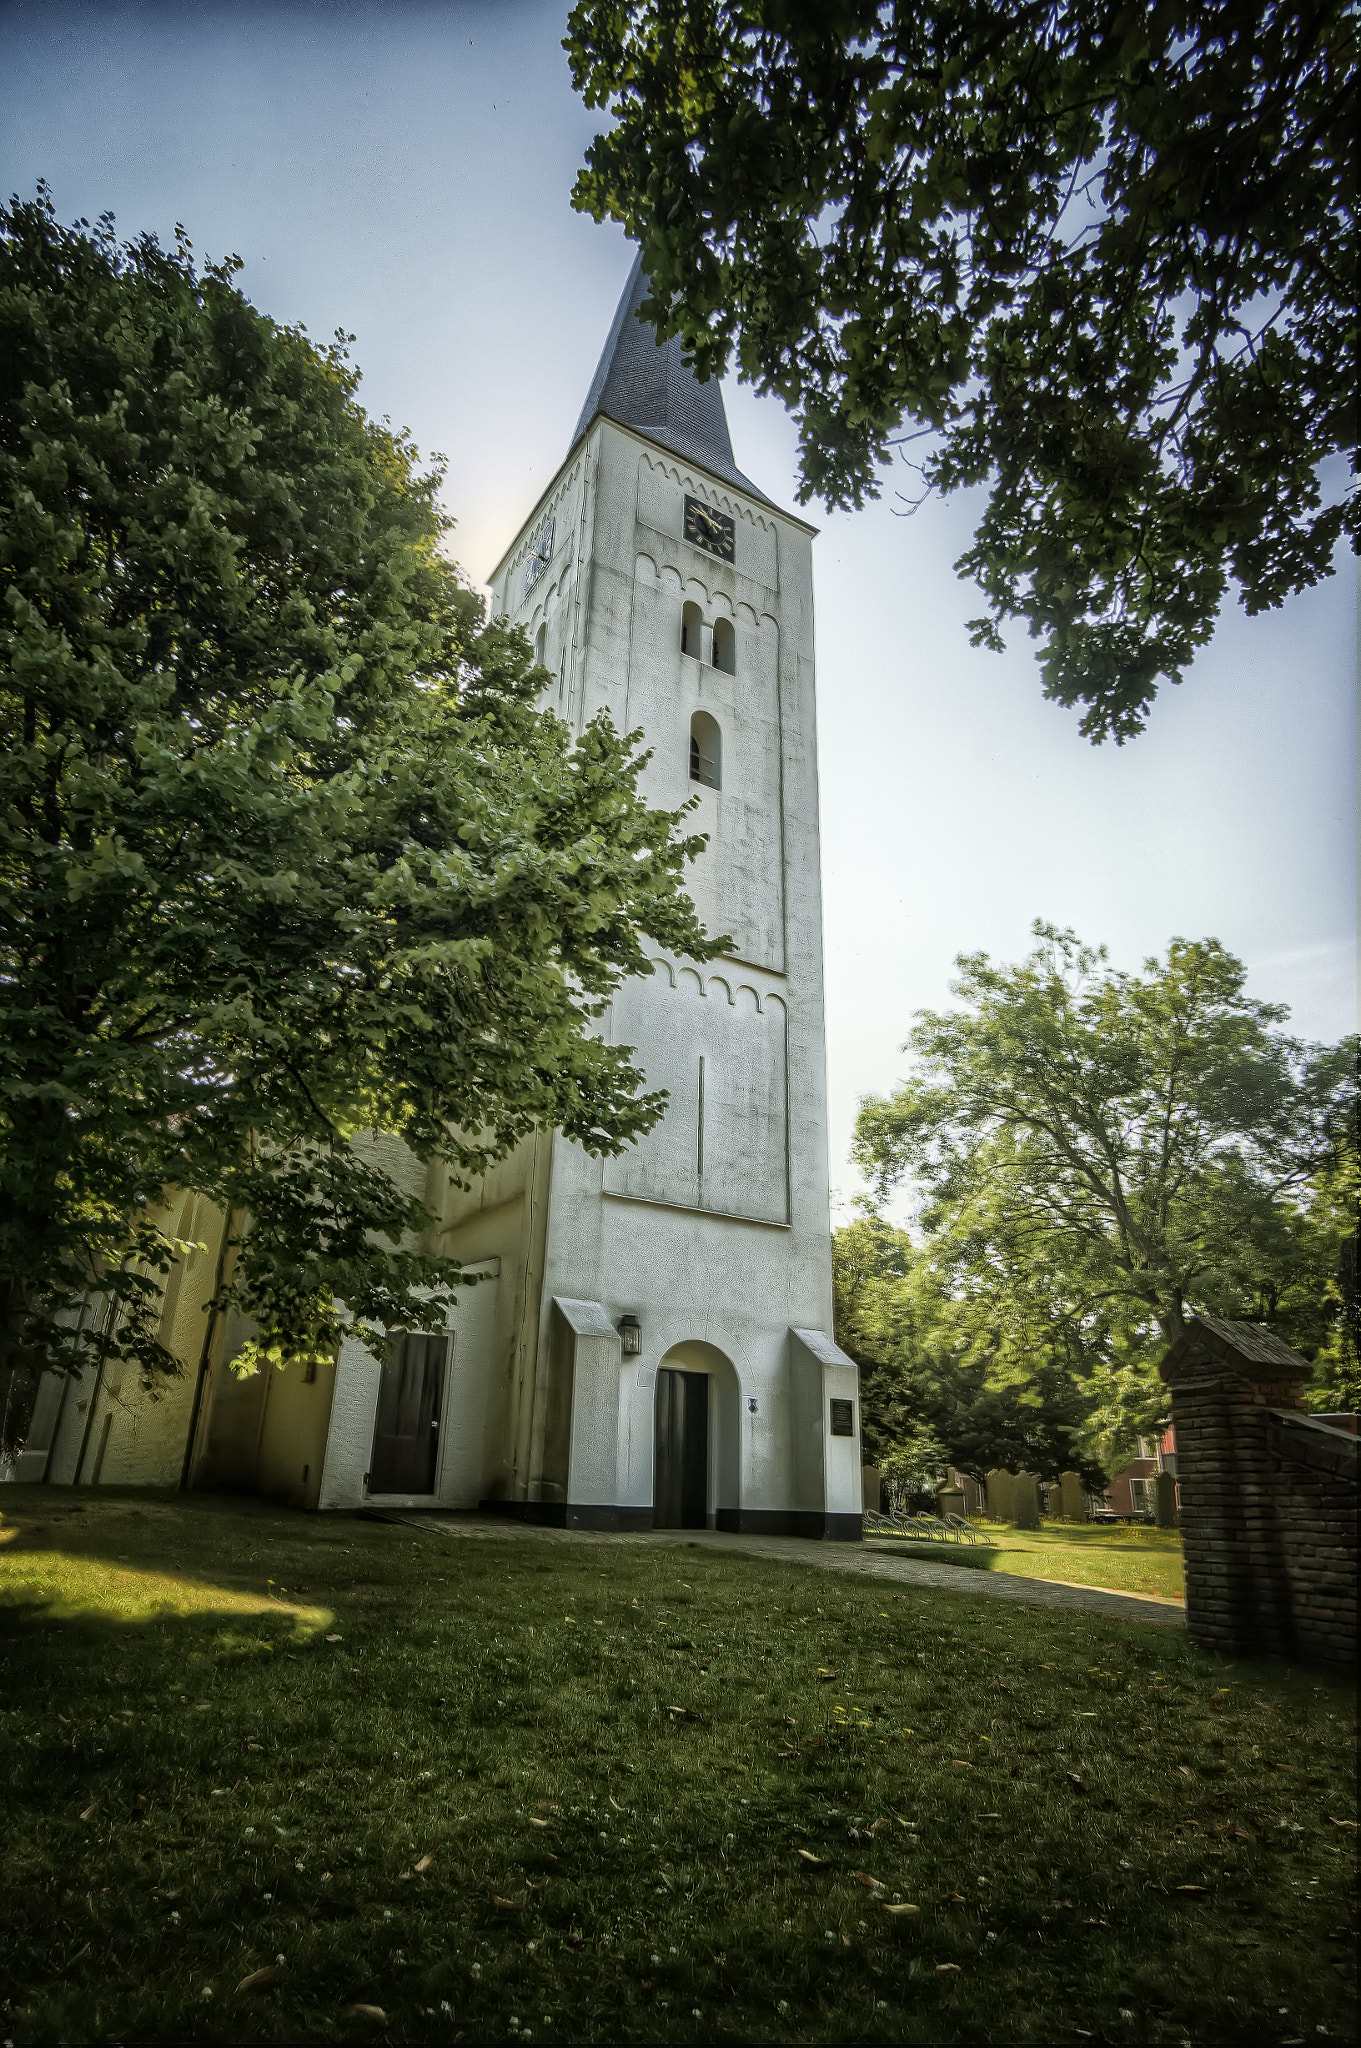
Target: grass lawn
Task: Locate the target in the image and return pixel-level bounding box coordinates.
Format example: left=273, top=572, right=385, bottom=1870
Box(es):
left=1, top=1489, right=1355, bottom=2047
left=866, top=1524, right=1187, bottom=1603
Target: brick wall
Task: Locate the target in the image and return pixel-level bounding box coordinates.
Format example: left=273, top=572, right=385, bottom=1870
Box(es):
left=1160, top=1316, right=1357, bottom=1668
left=1266, top=1410, right=1357, bottom=1666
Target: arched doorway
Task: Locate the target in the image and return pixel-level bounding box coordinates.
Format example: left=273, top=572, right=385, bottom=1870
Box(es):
left=653, top=1341, right=740, bottom=1529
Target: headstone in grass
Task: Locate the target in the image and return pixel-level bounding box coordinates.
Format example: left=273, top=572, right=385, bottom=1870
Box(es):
left=1059, top=1473, right=1087, bottom=1523
left=985, top=1471, right=1013, bottom=1521
left=1012, top=1478, right=1041, bottom=1530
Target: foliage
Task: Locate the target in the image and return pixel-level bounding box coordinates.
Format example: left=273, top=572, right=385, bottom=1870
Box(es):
left=849, top=923, right=1357, bottom=1465
left=2, top=1492, right=1355, bottom=2045
left=0, top=191, right=719, bottom=1447
left=567, top=0, right=1358, bottom=740
left=833, top=1210, right=1108, bottom=1486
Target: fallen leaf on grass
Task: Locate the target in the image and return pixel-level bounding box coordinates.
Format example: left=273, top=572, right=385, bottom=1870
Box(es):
left=775, top=1742, right=799, bottom=1757
left=235, top=1967, right=278, bottom=1994
left=852, top=1871, right=885, bottom=1890
left=348, top=2006, right=387, bottom=2022
left=323, top=1634, right=343, bottom=1644
left=950, top=1760, right=973, bottom=1770
left=1081, top=1918, right=1108, bottom=1928
left=1065, top=1773, right=1087, bottom=1791
left=950, top=1893, right=967, bottom=1904
left=529, top=1817, right=551, bottom=1829
left=817, top=1669, right=840, bottom=1682
left=879, top=1903, right=919, bottom=1918
left=165, top=1886, right=186, bottom=1900
left=935, top=1963, right=961, bottom=1975
left=412, top=1846, right=436, bottom=1874
left=493, top=1895, right=524, bottom=1912
left=609, top=1796, right=627, bottom=1813
left=79, top=1803, right=97, bottom=1821
left=783, top=1716, right=797, bottom=1728
left=666, top=1705, right=701, bottom=1722
left=1176, top=1766, right=1194, bottom=1780
left=1175, top=1886, right=1208, bottom=1896
left=797, top=1850, right=828, bottom=1868
left=526, top=1880, right=551, bottom=1892
left=1330, top=1818, right=1357, bottom=1831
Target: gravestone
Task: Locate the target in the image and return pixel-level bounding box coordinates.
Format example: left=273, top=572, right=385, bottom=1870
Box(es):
left=1059, top=1471, right=1087, bottom=1521
left=1012, top=1475, right=1041, bottom=1529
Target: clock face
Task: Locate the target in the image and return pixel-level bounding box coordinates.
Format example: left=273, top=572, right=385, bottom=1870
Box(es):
left=683, top=494, right=735, bottom=563
left=524, top=515, right=555, bottom=594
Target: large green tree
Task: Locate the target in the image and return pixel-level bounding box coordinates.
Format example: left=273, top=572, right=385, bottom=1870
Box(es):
left=832, top=1208, right=1110, bottom=1485
left=851, top=923, right=1357, bottom=1453
left=567, top=0, right=1357, bottom=740
left=0, top=192, right=720, bottom=1450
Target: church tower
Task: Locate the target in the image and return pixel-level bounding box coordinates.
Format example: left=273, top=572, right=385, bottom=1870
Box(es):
left=389, top=253, right=864, bottom=1537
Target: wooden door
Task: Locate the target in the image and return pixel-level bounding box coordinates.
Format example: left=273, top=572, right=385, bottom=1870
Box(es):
left=653, top=1369, right=709, bottom=1529
left=369, top=1333, right=447, bottom=1494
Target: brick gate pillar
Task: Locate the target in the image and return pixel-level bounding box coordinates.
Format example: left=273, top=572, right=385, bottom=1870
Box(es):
left=1158, top=1315, right=1312, bottom=1657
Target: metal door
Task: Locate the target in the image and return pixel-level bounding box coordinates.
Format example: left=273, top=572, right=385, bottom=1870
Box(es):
left=369, top=1333, right=447, bottom=1494
left=653, top=1368, right=709, bottom=1529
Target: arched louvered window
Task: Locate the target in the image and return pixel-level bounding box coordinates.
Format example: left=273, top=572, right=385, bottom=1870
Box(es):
left=681, top=600, right=703, bottom=659
left=712, top=616, right=735, bottom=673
left=689, top=710, right=721, bottom=790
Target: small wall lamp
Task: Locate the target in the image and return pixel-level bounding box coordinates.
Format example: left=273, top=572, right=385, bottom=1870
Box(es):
left=618, top=1313, right=642, bottom=1357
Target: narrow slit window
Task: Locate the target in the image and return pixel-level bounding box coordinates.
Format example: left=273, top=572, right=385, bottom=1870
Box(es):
left=681, top=600, right=703, bottom=658
left=689, top=710, right=721, bottom=790
left=533, top=622, right=548, bottom=669
left=712, top=615, right=735, bottom=673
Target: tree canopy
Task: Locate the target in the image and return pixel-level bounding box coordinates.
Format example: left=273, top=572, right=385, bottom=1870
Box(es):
left=847, top=923, right=1357, bottom=1471
left=0, top=191, right=720, bottom=1449
left=567, top=0, right=1358, bottom=740
left=833, top=1208, right=1111, bottom=1487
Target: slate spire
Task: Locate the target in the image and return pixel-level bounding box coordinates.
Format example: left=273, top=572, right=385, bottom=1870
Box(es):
left=569, top=251, right=770, bottom=503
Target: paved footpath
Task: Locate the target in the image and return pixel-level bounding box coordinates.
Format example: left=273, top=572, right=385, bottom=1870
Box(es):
left=367, top=1511, right=1185, bottom=1629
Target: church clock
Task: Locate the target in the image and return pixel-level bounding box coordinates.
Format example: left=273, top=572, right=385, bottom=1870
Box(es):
left=683, top=494, right=735, bottom=563
left=523, top=514, right=554, bottom=594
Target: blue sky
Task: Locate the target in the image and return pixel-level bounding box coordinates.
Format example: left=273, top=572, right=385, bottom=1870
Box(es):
left=4, top=0, right=1355, bottom=1203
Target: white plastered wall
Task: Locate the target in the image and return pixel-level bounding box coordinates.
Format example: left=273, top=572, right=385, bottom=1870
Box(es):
left=317, top=1257, right=501, bottom=1511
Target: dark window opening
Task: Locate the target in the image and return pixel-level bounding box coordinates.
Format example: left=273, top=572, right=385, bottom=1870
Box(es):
left=689, top=709, right=721, bottom=789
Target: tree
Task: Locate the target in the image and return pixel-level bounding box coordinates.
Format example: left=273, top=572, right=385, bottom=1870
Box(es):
left=851, top=922, right=1357, bottom=1449
left=832, top=1207, right=1108, bottom=1486
left=566, top=0, right=1358, bottom=740
left=0, top=192, right=721, bottom=1450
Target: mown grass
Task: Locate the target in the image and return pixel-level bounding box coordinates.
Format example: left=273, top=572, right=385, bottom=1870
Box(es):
left=0, top=1488, right=1355, bottom=2046
left=868, top=1523, right=1186, bottom=1602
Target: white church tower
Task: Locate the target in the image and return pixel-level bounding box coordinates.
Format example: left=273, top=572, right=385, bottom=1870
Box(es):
left=11, top=258, right=863, bottom=1534
left=395, top=253, right=864, bottom=1537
